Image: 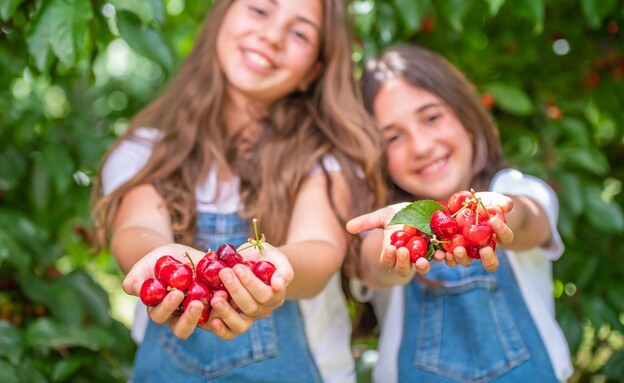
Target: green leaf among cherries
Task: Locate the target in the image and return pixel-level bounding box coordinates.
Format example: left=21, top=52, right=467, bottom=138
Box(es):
left=387, top=200, right=445, bottom=236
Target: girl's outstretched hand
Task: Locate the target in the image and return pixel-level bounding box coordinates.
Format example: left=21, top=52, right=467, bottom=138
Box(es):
left=202, top=242, right=293, bottom=340
left=121, top=242, right=293, bottom=340
left=346, top=203, right=431, bottom=277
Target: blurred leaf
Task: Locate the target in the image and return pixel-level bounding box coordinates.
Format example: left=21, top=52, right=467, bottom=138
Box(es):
left=63, top=270, right=112, bottom=327
left=29, top=158, right=50, bottom=213
left=0, top=321, right=22, bottom=365
left=116, top=10, right=175, bottom=74
left=25, top=318, right=113, bottom=351
left=559, top=147, right=610, bottom=177
left=108, top=0, right=164, bottom=24
left=51, top=356, right=85, bottom=382
left=557, top=307, right=583, bottom=354
left=558, top=117, right=591, bottom=147
left=0, top=0, right=22, bottom=22
left=441, top=0, right=471, bottom=32
left=18, top=273, right=84, bottom=326
left=391, top=0, right=430, bottom=34
left=0, top=230, right=31, bottom=273
left=42, top=145, right=74, bottom=195
left=601, top=350, right=624, bottom=379
left=0, top=146, right=27, bottom=191
left=557, top=172, right=585, bottom=217
left=581, top=0, right=618, bottom=28
left=517, top=0, right=544, bottom=33
left=0, top=360, right=19, bottom=383
left=25, top=0, right=93, bottom=70
left=484, top=0, right=506, bottom=16
left=485, top=83, right=534, bottom=116
left=583, top=186, right=624, bottom=234
left=377, top=2, right=400, bottom=44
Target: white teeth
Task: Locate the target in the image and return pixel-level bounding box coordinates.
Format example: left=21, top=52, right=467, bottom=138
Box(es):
left=419, top=158, right=446, bottom=174
left=244, top=51, right=271, bottom=68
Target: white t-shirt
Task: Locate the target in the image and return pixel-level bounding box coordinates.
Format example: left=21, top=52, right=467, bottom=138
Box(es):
left=102, top=127, right=356, bottom=383
left=368, top=169, right=573, bottom=383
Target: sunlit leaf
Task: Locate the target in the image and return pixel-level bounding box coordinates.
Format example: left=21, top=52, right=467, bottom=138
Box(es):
left=387, top=200, right=444, bottom=236
left=484, top=83, right=534, bottom=116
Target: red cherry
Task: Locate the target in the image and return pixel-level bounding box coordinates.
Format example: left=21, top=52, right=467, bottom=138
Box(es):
left=216, top=243, right=243, bottom=267
left=447, top=190, right=474, bottom=214
left=390, top=230, right=414, bottom=248
left=196, top=259, right=226, bottom=290
left=442, top=233, right=466, bottom=253
left=402, top=225, right=421, bottom=237
left=406, top=235, right=428, bottom=263
left=466, top=246, right=482, bottom=259
left=155, top=255, right=179, bottom=279
left=139, top=278, right=167, bottom=306
left=159, top=263, right=193, bottom=290
left=455, top=208, right=476, bottom=229
left=485, top=205, right=506, bottom=223
left=430, top=209, right=459, bottom=240
left=463, top=224, right=493, bottom=248
left=182, top=281, right=213, bottom=325
left=253, top=260, right=276, bottom=285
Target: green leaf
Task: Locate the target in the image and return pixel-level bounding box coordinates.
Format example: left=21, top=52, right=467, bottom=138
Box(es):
left=441, top=0, right=471, bottom=32
left=51, top=356, right=85, bottom=382
left=0, top=360, right=19, bottom=383
left=42, top=145, right=74, bottom=195
left=376, top=2, right=400, bottom=44
left=556, top=172, right=585, bottom=217
left=0, top=321, right=23, bottom=365
left=25, top=0, right=93, bottom=70
left=558, top=117, right=591, bottom=146
left=107, top=0, right=163, bottom=25
left=517, top=0, right=544, bottom=34
left=387, top=200, right=444, bottom=236
left=581, top=0, right=618, bottom=29
left=601, top=350, right=624, bottom=379
left=116, top=10, right=175, bottom=74
left=391, top=0, right=430, bottom=34
left=24, top=318, right=113, bottom=351
left=484, top=83, right=534, bottom=116
left=63, top=270, right=112, bottom=327
left=557, top=307, right=583, bottom=353
left=18, top=273, right=84, bottom=326
left=0, top=230, right=31, bottom=273
left=0, top=0, right=23, bottom=21
left=583, top=186, right=624, bottom=234
left=484, top=0, right=506, bottom=16
left=559, top=147, right=610, bottom=177
left=0, top=147, right=27, bottom=191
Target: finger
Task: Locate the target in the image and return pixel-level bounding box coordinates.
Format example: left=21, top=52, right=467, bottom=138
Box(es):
left=479, top=246, right=500, bottom=272
left=453, top=246, right=472, bottom=267
left=414, top=257, right=430, bottom=275
left=432, top=250, right=446, bottom=262
left=394, top=247, right=412, bottom=277
left=231, top=265, right=280, bottom=316
left=204, top=318, right=236, bottom=341
left=219, top=267, right=261, bottom=314
left=346, top=206, right=396, bottom=234
left=444, top=251, right=458, bottom=268
left=169, top=300, right=204, bottom=340
left=489, top=216, right=514, bottom=245
left=380, top=245, right=398, bottom=270
left=210, top=297, right=253, bottom=335
left=148, top=290, right=185, bottom=324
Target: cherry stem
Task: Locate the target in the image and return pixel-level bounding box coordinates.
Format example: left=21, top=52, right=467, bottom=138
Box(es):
left=183, top=252, right=195, bottom=271
left=251, top=218, right=266, bottom=258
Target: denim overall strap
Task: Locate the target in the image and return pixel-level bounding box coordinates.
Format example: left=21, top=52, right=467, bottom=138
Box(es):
left=397, top=251, right=558, bottom=383
left=132, top=212, right=323, bottom=383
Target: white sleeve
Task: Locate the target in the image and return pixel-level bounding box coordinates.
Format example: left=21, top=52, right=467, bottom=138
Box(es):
left=101, top=128, right=159, bottom=195
left=490, top=168, right=564, bottom=260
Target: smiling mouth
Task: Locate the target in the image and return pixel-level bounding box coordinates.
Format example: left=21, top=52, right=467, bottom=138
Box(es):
left=243, top=50, right=274, bottom=70
left=415, top=156, right=449, bottom=176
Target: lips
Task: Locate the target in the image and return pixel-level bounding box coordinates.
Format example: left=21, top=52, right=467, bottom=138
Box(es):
left=414, top=156, right=449, bottom=176
left=241, top=49, right=276, bottom=72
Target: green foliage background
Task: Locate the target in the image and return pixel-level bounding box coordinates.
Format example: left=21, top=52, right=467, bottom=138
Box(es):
left=0, top=0, right=622, bottom=381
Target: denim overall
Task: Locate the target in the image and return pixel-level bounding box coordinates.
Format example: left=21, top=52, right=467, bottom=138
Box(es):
left=133, top=212, right=323, bottom=382
left=397, top=251, right=558, bottom=383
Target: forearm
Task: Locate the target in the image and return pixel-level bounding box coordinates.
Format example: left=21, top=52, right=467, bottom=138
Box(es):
left=504, top=195, right=552, bottom=251
left=278, top=240, right=345, bottom=300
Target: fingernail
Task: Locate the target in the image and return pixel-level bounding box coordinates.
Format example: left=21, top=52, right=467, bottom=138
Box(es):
left=274, top=275, right=285, bottom=288
left=221, top=269, right=233, bottom=283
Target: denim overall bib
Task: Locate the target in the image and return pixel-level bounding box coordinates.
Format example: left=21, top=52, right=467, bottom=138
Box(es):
left=133, top=212, right=323, bottom=382
left=397, top=251, right=558, bottom=383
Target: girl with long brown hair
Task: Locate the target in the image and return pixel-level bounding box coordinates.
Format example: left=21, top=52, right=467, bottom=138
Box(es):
left=92, top=0, right=385, bottom=381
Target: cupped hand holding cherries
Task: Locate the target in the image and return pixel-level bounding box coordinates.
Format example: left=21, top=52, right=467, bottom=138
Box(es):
left=387, top=190, right=514, bottom=273
left=124, top=219, right=292, bottom=340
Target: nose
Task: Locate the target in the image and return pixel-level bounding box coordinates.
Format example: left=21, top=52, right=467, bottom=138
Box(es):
left=258, top=22, right=285, bottom=48
left=407, top=127, right=434, bottom=158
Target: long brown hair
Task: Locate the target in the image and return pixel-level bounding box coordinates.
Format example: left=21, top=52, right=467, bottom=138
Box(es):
left=92, top=0, right=386, bottom=269
left=361, top=44, right=505, bottom=199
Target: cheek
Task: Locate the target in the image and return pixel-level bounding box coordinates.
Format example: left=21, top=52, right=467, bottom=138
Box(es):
left=386, top=149, right=406, bottom=180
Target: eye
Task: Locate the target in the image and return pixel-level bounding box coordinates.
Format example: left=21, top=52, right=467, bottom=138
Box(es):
left=384, top=132, right=402, bottom=144
left=424, top=112, right=443, bottom=125
left=291, top=29, right=310, bottom=42
left=247, top=4, right=267, bottom=17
